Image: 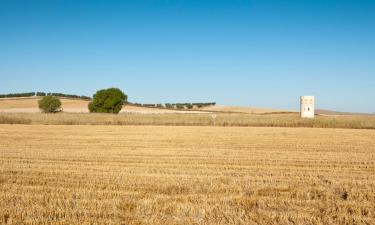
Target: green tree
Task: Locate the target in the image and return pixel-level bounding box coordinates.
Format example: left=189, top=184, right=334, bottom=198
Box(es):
left=38, top=96, right=62, bottom=113
left=89, top=88, right=127, bottom=113
left=186, top=103, right=193, bottom=109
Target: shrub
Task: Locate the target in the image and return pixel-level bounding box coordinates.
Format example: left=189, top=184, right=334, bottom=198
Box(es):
left=38, top=96, right=62, bottom=113
left=89, top=88, right=127, bottom=113
left=176, top=104, right=185, bottom=109
left=186, top=103, right=193, bottom=109
left=192, top=103, right=202, bottom=108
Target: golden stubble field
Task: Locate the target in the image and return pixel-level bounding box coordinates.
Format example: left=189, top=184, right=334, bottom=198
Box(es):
left=1, top=125, right=375, bottom=225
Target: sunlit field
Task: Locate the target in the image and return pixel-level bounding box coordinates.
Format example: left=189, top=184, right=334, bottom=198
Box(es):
left=1, top=125, right=374, bottom=224
left=1, top=112, right=375, bottom=129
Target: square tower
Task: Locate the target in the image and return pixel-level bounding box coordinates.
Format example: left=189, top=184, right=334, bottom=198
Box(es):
left=300, top=96, right=315, bottom=118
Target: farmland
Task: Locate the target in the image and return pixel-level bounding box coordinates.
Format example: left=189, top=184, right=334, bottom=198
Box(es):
left=1, top=125, right=375, bottom=224
left=2, top=97, right=375, bottom=130
left=0, top=97, right=287, bottom=114
left=1, top=112, right=375, bottom=129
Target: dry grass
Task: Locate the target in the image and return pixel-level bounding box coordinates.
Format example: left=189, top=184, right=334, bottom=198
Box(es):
left=0, top=97, right=41, bottom=109
left=1, top=125, right=374, bottom=224
left=1, top=112, right=375, bottom=129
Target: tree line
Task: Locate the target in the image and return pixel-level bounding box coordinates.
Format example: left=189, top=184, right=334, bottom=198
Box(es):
left=0, top=92, right=91, bottom=100
left=129, top=102, right=216, bottom=110
left=36, top=92, right=92, bottom=100
left=0, top=92, right=35, bottom=98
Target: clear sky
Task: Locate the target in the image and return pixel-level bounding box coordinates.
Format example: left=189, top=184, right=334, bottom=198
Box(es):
left=1, top=0, right=374, bottom=113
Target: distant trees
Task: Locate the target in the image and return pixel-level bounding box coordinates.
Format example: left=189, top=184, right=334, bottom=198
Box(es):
left=0, top=92, right=91, bottom=100
left=89, top=88, right=127, bottom=113
left=185, top=103, right=193, bottom=109
left=127, top=102, right=216, bottom=110
left=165, top=103, right=173, bottom=109
left=176, top=104, right=185, bottom=109
left=45, top=93, right=92, bottom=100
left=0, top=92, right=35, bottom=98
left=38, top=96, right=62, bottom=113
left=192, top=102, right=216, bottom=108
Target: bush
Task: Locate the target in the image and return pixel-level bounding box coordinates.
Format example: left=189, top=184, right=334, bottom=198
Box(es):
left=38, top=96, right=62, bottom=113
left=186, top=103, right=193, bottom=109
left=88, top=88, right=127, bottom=113
left=176, top=104, right=185, bottom=109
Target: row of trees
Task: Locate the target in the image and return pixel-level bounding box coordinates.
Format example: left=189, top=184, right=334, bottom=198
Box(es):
left=130, top=102, right=216, bottom=110
left=0, top=92, right=35, bottom=98
left=36, top=92, right=91, bottom=100
left=0, top=92, right=91, bottom=100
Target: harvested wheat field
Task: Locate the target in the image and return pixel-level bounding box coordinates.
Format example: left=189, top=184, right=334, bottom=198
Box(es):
left=1, top=125, right=375, bottom=224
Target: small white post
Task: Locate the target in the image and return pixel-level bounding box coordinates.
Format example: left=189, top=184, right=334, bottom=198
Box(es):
left=211, top=114, right=217, bottom=126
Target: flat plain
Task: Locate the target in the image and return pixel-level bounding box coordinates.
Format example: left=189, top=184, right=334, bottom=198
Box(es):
left=0, top=97, right=288, bottom=114
left=1, top=125, right=374, bottom=224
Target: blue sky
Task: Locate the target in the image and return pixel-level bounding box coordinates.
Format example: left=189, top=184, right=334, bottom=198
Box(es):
left=0, top=0, right=374, bottom=112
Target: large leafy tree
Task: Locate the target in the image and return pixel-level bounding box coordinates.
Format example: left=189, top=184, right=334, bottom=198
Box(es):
left=88, top=88, right=127, bottom=113
left=38, top=96, right=62, bottom=113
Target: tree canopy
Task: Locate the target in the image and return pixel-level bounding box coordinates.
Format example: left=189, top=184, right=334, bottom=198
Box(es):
left=88, top=88, right=127, bottom=113
left=38, top=96, right=62, bottom=113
